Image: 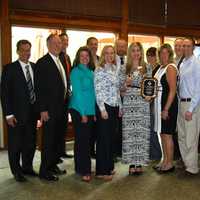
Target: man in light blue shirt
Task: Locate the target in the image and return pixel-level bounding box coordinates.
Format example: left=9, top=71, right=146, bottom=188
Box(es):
left=177, top=38, right=200, bottom=175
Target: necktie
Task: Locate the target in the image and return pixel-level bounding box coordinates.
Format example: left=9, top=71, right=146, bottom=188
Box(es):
left=25, top=65, right=36, bottom=104
left=64, top=54, right=70, bottom=80
left=120, top=57, right=124, bottom=65
left=56, top=58, right=67, bottom=98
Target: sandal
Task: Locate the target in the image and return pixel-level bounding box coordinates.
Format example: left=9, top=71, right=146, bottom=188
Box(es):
left=129, top=165, right=136, bottom=175
left=135, top=165, right=143, bottom=175
left=82, top=175, right=91, bottom=182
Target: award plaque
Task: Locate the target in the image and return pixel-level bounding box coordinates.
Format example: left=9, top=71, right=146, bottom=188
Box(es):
left=141, top=77, right=158, bottom=98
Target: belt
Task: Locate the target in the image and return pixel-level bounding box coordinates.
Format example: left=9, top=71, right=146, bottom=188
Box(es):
left=180, top=98, right=191, bottom=102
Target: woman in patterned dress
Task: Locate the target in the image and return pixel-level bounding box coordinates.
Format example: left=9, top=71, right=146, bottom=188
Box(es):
left=119, top=42, right=151, bottom=175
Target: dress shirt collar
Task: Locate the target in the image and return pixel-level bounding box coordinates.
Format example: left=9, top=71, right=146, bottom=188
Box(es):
left=49, top=52, right=59, bottom=61
left=18, top=59, right=30, bottom=69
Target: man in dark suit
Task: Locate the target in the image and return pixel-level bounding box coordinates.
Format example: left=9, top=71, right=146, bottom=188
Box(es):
left=1, top=40, right=38, bottom=182
left=86, top=37, right=99, bottom=158
left=35, top=34, right=68, bottom=181
left=58, top=33, right=73, bottom=160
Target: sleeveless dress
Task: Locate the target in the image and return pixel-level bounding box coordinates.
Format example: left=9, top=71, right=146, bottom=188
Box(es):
left=154, top=63, right=178, bottom=134
left=119, top=66, right=150, bottom=166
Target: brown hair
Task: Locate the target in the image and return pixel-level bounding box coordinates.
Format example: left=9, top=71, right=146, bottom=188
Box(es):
left=159, top=43, right=174, bottom=64
left=99, top=45, right=116, bottom=67
left=126, top=42, right=146, bottom=75
left=86, top=37, right=98, bottom=45
left=73, top=46, right=95, bottom=70
left=16, top=40, right=32, bottom=51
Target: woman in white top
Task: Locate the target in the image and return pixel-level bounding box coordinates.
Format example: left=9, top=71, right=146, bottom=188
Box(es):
left=94, top=45, right=122, bottom=181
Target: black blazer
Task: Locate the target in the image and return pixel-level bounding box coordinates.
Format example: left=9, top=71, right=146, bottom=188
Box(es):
left=35, top=53, right=69, bottom=118
left=0, top=60, right=36, bottom=124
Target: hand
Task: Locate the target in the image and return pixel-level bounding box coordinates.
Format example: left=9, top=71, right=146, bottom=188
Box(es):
left=81, top=116, right=88, bottom=123
left=145, top=96, right=153, bottom=102
left=101, top=111, right=108, bottom=120
left=161, top=110, right=169, bottom=120
left=40, top=111, right=50, bottom=123
left=118, top=109, right=123, bottom=118
left=6, top=116, right=17, bottom=127
left=93, top=116, right=97, bottom=122
left=125, top=77, right=133, bottom=87
left=185, top=111, right=192, bottom=121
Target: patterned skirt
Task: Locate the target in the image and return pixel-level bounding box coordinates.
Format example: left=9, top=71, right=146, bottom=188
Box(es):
left=122, top=88, right=151, bottom=166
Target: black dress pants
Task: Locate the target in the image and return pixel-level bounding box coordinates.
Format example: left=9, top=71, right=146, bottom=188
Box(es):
left=39, top=114, right=66, bottom=175
left=7, top=115, right=37, bottom=175
left=96, top=104, right=119, bottom=175
left=70, top=109, right=94, bottom=175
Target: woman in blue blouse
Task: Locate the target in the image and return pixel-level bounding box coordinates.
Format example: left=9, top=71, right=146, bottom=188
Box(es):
left=94, top=45, right=122, bottom=181
left=69, top=46, right=96, bottom=182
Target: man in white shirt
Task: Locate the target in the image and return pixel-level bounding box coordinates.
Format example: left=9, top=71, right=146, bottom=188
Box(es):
left=173, top=38, right=184, bottom=164
left=1, top=40, right=38, bottom=182
left=177, top=37, right=200, bottom=175
left=174, top=38, right=184, bottom=67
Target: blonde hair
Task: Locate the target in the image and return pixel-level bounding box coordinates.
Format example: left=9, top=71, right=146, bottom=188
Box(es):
left=158, top=43, right=174, bottom=64
left=99, top=45, right=116, bottom=67
left=126, top=42, right=146, bottom=74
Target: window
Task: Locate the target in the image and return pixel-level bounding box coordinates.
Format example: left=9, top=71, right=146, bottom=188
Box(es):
left=164, top=36, right=176, bottom=49
left=128, top=34, right=160, bottom=60
left=12, top=26, right=116, bottom=63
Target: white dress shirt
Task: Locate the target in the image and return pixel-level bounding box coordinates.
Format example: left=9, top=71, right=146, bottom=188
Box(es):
left=6, top=60, right=34, bottom=119
left=179, top=55, right=200, bottom=112
left=116, top=55, right=126, bottom=73
left=49, top=53, right=68, bottom=92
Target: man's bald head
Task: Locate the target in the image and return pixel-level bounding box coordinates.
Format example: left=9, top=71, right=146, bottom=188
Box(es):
left=115, top=39, right=128, bottom=56
left=47, top=34, right=62, bottom=56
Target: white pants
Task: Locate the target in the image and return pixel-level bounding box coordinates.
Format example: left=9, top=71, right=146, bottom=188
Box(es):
left=177, top=102, right=200, bottom=174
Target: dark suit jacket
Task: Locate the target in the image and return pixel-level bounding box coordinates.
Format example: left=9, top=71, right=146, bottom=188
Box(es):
left=0, top=60, right=36, bottom=124
left=35, top=53, right=69, bottom=118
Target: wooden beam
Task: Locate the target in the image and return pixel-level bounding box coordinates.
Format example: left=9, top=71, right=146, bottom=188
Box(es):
left=10, top=10, right=121, bottom=33
left=128, top=23, right=200, bottom=38
left=120, top=0, right=128, bottom=41
left=1, top=0, right=11, bottom=148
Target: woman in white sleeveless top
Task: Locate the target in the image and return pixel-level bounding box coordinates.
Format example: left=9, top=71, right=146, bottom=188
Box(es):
left=154, top=44, right=178, bottom=173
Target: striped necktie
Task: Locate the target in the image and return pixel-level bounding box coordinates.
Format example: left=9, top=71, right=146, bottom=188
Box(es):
left=25, top=65, right=36, bottom=104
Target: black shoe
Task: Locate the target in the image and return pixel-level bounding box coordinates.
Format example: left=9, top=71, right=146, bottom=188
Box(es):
left=57, top=158, right=63, bottom=164
left=91, top=153, right=96, bottom=159
left=158, top=166, right=175, bottom=174
left=22, top=169, right=38, bottom=177
left=51, top=166, right=67, bottom=175
left=14, top=173, right=27, bottom=182
left=61, top=153, right=74, bottom=159
left=39, top=172, right=59, bottom=181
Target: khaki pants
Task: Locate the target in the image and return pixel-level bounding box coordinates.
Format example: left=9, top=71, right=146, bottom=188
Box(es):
left=177, top=102, right=200, bottom=174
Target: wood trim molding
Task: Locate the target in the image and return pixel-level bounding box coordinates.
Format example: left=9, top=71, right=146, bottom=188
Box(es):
left=9, top=9, right=121, bottom=33
left=128, top=23, right=200, bottom=38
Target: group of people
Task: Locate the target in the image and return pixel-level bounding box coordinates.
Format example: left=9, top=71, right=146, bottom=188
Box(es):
left=1, top=33, right=200, bottom=184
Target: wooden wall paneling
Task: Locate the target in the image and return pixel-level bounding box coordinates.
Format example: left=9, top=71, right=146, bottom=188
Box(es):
left=9, top=0, right=121, bottom=19
left=129, top=0, right=165, bottom=25
left=167, top=0, right=200, bottom=27
left=120, top=0, right=128, bottom=41
left=9, top=10, right=121, bottom=33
